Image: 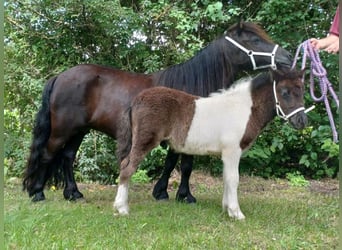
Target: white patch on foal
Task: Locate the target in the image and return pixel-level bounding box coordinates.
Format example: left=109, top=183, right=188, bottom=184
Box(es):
left=180, top=77, right=253, bottom=219
left=181, top=78, right=253, bottom=155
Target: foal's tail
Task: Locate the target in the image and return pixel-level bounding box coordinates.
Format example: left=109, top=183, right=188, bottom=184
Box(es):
left=23, top=76, right=58, bottom=195
left=116, top=107, right=133, bottom=164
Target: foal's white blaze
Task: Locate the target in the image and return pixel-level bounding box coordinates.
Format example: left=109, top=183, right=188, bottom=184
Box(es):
left=114, top=183, right=129, bottom=215
left=182, top=78, right=253, bottom=219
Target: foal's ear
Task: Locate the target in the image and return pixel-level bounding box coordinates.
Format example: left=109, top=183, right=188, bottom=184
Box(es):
left=300, top=68, right=306, bottom=77
left=271, top=69, right=285, bottom=82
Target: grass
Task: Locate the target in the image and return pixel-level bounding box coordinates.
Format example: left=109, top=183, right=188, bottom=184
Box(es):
left=4, top=172, right=339, bottom=250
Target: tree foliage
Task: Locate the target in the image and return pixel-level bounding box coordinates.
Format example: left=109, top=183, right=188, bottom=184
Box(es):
left=5, top=0, right=339, bottom=182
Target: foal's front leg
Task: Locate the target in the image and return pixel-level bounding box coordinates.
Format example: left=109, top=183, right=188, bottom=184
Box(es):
left=221, top=149, right=245, bottom=220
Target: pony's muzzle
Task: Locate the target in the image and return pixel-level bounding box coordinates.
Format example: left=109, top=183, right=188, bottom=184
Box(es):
left=276, top=47, right=293, bottom=69
left=289, top=111, right=308, bottom=130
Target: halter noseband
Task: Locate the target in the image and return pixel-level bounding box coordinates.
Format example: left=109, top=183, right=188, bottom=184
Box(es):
left=225, top=36, right=278, bottom=70
left=273, top=80, right=315, bottom=121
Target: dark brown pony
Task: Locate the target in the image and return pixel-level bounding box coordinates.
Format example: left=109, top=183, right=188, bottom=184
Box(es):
left=114, top=69, right=308, bottom=219
left=23, top=22, right=293, bottom=202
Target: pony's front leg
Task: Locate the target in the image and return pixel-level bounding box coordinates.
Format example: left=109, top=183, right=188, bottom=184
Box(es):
left=221, top=149, right=245, bottom=220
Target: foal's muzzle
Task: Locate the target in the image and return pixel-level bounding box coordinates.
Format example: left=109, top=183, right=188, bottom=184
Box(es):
left=289, top=111, right=308, bottom=130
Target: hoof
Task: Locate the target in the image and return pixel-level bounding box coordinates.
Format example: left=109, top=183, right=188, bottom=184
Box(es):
left=152, top=189, right=169, bottom=201
left=64, top=190, right=84, bottom=201
left=31, top=191, right=45, bottom=202
left=176, top=193, right=197, bottom=204
left=226, top=206, right=245, bottom=220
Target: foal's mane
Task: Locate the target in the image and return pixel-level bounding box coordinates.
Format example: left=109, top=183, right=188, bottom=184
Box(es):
left=251, top=69, right=303, bottom=91
left=155, top=22, right=274, bottom=97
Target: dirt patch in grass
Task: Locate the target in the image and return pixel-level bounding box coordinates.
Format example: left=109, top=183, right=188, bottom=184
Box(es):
left=309, top=179, right=339, bottom=195
left=10, top=170, right=336, bottom=197
left=162, top=170, right=339, bottom=196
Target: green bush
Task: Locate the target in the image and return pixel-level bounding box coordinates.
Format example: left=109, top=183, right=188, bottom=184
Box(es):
left=74, top=132, right=118, bottom=184
left=239, top=121, right=339, bottom=179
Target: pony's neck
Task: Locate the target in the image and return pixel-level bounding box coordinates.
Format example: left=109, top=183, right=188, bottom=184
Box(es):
left=152, top=38, right=244, bottom=97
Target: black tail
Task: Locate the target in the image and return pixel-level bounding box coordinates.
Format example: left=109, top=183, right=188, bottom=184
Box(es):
left=23, top=76, right=57, bottom=194
left=116, top=107, right=133, bottom=164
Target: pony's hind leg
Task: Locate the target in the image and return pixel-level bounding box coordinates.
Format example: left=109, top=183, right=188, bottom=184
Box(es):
left=28, top=139, right=65, bottom=202
left=176, top=154, right=196, bottom=203
left=61, top=132, right=87, bottom=201
left=152, top=149, right=180, bottom=201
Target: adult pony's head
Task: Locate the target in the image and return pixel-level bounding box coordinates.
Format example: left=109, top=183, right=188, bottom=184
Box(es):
left=225, top=22, right=293, bottom=70
left=272, top=69, right=308, bottom=129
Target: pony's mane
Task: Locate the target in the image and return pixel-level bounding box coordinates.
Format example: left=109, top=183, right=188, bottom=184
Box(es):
left=155, top=22, right=276, bottom=97
left=155, top=21, right=273, bottom=97
left=227, top=22, right=273, bottom=43
left=155, top=38, right=234, bottom=97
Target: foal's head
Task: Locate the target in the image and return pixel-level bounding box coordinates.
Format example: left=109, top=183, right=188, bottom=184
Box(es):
left=272, top=69, right=308, bottom=129
left=225, top=22, right=293, bottom=70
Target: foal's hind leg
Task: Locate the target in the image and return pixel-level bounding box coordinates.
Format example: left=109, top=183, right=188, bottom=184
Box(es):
left=114, top=134, right=159, bottom=215
left=152, top=149, right=180, bottom=201
left=62, top=132, right=87, bottom=201
left=114, top=153, right=146, bottom=215
left=176, top=154, right=196, bottom=203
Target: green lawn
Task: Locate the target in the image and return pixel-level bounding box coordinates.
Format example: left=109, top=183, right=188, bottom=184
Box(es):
left=4, top=172, right=339, bottom=249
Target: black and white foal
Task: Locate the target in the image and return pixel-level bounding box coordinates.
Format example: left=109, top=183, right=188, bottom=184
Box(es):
left=115, top=69, right=309, bottom=219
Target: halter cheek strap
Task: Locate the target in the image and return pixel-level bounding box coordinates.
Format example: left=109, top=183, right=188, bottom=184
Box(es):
left=224, top=36, right=278, bottom=70
left=273, top=80, right=315, bottom=121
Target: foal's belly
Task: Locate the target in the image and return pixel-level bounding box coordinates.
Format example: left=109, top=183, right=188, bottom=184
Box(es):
left=173, top=142, right=222, bottom=156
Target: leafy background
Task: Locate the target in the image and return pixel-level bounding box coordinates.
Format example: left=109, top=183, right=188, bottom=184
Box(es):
left=4, top=0, right=339, bottom=183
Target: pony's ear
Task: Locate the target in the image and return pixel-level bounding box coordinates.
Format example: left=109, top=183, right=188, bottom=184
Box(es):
left=237, top=17, right=244, bottom=35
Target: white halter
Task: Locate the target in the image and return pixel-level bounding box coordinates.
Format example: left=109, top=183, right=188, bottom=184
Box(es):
left=273, top=80, right=315, bottom=121
left=225, top=36, right=278, bottom=70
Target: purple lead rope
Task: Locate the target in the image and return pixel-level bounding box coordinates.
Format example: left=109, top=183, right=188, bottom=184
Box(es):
left=291, top=40, right=339, bottom=142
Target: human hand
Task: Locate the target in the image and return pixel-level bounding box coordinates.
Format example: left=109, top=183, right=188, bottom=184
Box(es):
left=310, top=35, right=339, bottom=53
left=324, top=40, right=339, bottom=54
left=310, top=38, right=321, bottom=50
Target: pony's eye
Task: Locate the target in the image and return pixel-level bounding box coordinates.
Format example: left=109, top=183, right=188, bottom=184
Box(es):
left=251, top=37, right=260, bottom=43
left=280, top=89, right=290, bottom=98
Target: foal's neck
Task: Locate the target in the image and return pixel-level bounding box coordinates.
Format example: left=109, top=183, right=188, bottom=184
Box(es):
left=240, top=76, right=276, bottom=150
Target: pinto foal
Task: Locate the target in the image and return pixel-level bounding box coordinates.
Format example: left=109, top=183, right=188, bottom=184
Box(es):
left=115, top=70, right=308, bottom=219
